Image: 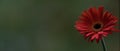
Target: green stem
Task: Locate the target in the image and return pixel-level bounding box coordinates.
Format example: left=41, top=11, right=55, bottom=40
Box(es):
left=101, top=38, right=107, bottom=51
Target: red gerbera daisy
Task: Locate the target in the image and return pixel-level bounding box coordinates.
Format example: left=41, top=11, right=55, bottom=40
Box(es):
left=75, top=6, right=119, bottom=43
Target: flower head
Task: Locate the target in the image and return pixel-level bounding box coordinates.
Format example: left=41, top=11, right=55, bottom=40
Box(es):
left=75, top=6, right=119, bottom=43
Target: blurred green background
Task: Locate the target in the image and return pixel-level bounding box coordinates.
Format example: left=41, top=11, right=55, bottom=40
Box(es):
left=0, top=0, right=119, bottom=51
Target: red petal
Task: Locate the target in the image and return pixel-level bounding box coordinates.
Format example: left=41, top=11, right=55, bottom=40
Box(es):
left=102, top=11, right=109, bottom=22
left=88, top=7, right=99, bottom=21
left=104, top=19, right=117, bottom=28
left=98, top=6, right=104, bottom=18
left=103, top=25, right=113, bottom=31
left=84, top=32, right=94, bottom=39
left=90, top=34, right=99, bottom=41
left=98, top=31, right=108, bottom=37
left=81, top=11, right=94, bottom=24
left=111, top=28, right=120, bottom=32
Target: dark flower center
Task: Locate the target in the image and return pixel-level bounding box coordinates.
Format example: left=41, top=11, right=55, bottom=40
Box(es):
left=94, top=24, right=101, bottom=29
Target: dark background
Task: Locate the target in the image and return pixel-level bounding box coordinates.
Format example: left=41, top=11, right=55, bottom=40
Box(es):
left=0, top=0, right=119, bottom=51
